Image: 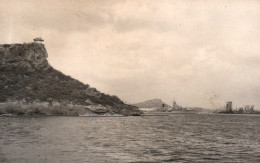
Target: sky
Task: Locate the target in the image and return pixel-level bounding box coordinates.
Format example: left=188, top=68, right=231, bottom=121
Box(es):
left=1, top=0, right=260, bottom=109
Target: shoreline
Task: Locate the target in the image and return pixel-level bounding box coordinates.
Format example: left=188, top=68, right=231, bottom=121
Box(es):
left=0, top=101, right=143, bottom=117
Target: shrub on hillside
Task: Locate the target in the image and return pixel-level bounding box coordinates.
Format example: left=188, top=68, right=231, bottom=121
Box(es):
left=3, top=102, right=25, bottom=115
left=51, top=106, right=65, bottom=115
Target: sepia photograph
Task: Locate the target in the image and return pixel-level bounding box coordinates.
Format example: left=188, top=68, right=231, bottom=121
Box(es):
left=0, top=0, right=260, bottom=162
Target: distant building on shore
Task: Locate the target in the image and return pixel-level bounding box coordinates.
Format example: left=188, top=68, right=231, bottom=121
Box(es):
left=217, top=101, right=258, bottom=114
left=226, top=101, right=233, bottom=113
left=244, top=105, right=255, bottom=113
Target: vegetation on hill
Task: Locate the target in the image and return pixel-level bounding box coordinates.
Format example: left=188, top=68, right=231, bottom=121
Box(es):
left=0, top=43, right=142, bottom=116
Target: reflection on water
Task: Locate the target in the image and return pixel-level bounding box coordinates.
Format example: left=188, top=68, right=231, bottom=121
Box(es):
left=0, top=114, right=260, bottom=163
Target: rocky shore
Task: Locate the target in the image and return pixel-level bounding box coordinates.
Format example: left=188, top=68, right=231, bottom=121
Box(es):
left=0, top=100, right=142, bottom=116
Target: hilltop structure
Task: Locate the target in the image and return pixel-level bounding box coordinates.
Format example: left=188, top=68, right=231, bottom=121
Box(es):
left=33, top=37, right=44, bottom=43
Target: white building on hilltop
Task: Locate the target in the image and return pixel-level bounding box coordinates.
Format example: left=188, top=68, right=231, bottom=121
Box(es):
left=33, top=37, right=44, bottom=43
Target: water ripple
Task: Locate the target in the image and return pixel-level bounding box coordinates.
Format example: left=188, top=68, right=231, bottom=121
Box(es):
left=0, top=114, right=260, bottom=162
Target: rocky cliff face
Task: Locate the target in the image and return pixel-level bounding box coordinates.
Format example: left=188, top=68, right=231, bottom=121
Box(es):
left=0, top=42, right=142, bottom=116
left=0, top=43, right=49, bottom=71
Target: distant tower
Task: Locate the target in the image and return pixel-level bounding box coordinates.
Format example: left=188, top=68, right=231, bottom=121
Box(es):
left=226, top=101, right=232, bottom=113
left=33, top=37, right=44, bottom=43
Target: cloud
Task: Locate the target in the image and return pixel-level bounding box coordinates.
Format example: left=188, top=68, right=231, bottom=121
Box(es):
left=1, top=0, right=260, bottom=109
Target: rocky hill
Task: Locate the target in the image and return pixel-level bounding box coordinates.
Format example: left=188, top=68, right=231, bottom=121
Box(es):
left=133, top=99, right=170, bottom=108
left=0, top=42, right=142, bottom=116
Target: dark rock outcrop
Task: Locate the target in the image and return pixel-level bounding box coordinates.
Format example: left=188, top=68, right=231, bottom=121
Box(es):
left=0, top=42, right=142, bottom=116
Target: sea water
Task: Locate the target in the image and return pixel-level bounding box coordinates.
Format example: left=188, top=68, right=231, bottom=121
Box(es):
left=0, top=114, right=259, bottom=162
